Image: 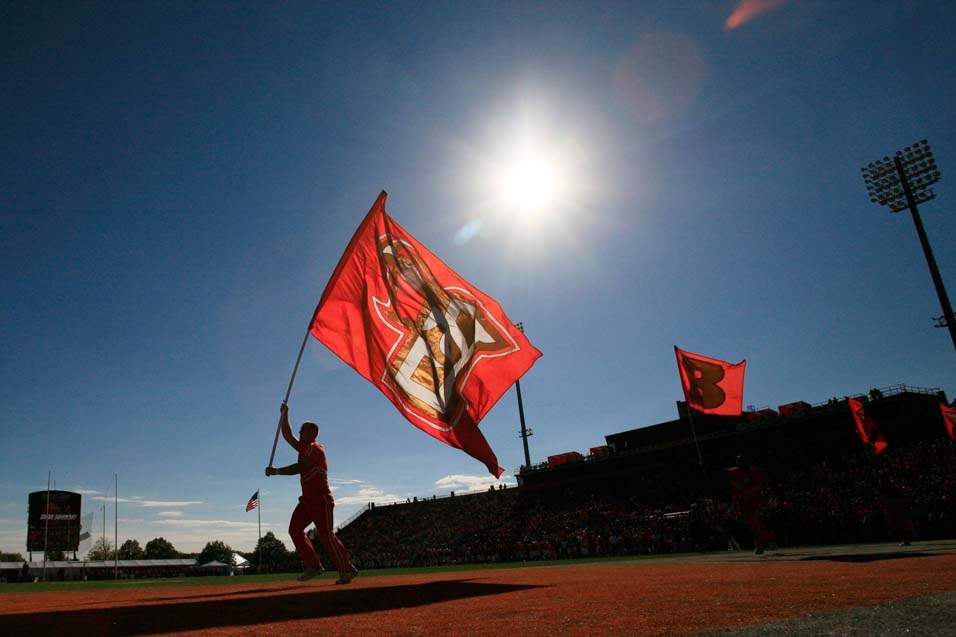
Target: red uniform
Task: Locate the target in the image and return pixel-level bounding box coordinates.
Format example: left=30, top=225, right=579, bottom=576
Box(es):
left=288, top=440, right=354, bottom=574
left=727, top=465, right=776, bottom=550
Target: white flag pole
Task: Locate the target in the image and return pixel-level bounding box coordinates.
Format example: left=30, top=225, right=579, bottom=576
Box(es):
left=257, top=489, right=262, bottom=574
left=114, top=473, right=118, bottom=579
left=267, top=324, right=312, bottom=468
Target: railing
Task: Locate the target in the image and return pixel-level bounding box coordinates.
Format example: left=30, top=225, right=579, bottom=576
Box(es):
left=335, top=504, right=371, bottom=532
left=518, top=383, right=942, bottom=475
left=338, top=486, right=515, bottom=528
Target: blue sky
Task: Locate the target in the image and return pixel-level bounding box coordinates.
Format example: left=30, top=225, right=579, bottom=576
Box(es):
left=2, top=1, right=954, bottom=555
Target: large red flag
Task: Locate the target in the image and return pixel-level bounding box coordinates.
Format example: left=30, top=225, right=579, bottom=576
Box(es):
left=847, top=397, right=888, bottom=455
left=674, top=346, right=746, bottom=416
left=941, top=403, right=956, bottom=442
left=310, top=192, right=541, bottom=477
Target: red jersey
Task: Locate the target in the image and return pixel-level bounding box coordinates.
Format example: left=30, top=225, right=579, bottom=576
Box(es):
left=727, top=466, right=766, bottom=510
left=297, top=441, right=332, bottom=499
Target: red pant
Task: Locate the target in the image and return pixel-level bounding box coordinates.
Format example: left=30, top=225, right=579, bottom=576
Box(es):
left=743, top=509, right=775, bottom=549
left=288, top=494, right=353, bottom=574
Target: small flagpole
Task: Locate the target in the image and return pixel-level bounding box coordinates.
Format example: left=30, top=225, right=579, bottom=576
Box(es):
left=675, top=346, right=706, bottom=475
left=268, top=324, right=313, bottom=468
left=114, top=473, right=118, bottom=580
left=686, top=406, right=705, bottom=470
left=257, top=489, right=262, bottom=574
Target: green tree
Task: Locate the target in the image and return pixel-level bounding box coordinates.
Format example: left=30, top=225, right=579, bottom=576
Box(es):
left=44, top=549, right=66, bottom=560
left=87, top=537, right=115, bottom=560
left=144, top=537, right=178, bottom=559
left=197, top=540, right=234, bottom=565
left=0, top=552, right=25, bottom=561
left=252, top=531, right=298, bottom=572
left=118, top=539, right=145, bottom=560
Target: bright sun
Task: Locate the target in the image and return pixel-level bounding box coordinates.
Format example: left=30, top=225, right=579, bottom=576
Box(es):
left=499, top=150, right=560, bottom=214
left=493, top=143, right=567, bottom=219
left=461, top=100, right=592, bottom=244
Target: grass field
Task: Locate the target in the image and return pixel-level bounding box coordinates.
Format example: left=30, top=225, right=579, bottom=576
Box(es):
left=0, top=552, right=682, bottom=593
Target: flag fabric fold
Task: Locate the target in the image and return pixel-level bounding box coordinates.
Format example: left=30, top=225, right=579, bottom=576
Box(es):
left=674, top=346, right=746, bottom=416
left=848, top=397, right=888, bottom=455
left=245, top=490, right=259, bottom=512
left=941, top=403, right=956, bottom=442
left=310, top=192, right=542, bottom=477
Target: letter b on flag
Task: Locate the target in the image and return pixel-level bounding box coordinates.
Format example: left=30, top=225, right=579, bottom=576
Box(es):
left=674, top=346, right=746, bottom=416
left=681, top=356, right=726, bottom=409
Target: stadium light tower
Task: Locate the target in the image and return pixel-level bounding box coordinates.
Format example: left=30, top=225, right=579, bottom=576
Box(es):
left=514, top=322, right=533, bottom=470
left=861, top=139, right=956, bottom=353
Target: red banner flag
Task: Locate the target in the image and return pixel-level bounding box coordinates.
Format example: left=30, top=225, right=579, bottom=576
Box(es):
left=674, top=346, right=746, bottom=416
left=941, top=403, right=956, bottom=442
left=310, top=192, right=541, bottom=477
left=848, top=397, right=888, bottom=455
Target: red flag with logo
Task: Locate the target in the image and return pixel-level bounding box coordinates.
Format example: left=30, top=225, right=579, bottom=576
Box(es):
left=941, top=403, right=956, bottom=441
left=848, top=397, right=888, bottom=455
left=310, top=192, right=541, bottom=477
left=674, top=346, right=746, bottom=416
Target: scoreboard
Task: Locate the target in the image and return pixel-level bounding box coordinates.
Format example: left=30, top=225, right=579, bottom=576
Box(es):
left=27, top=491, right=82, bottom=552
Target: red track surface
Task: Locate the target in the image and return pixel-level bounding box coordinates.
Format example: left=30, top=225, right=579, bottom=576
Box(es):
left=4, top=553, right=956, bottom=636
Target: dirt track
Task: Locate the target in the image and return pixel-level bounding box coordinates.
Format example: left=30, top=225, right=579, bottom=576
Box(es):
left=3, top=542, right=956, bottom=636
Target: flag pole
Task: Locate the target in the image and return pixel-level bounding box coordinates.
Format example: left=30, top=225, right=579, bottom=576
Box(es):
left=686, top=406, right=705, bottom=469
left=268, top=323, right=312, bottom=468
left=257, top=489, right=262, bottom=574
left=114, top=473, right=118, bottom=580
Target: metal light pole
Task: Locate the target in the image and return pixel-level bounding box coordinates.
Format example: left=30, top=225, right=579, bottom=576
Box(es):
left=514, top=322, right=533, bottom=470
left=862, top=139, right=956, bottom=352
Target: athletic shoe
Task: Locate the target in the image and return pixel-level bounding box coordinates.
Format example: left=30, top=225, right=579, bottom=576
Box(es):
left=297, top=567, right=324, bottom=582
left=754, top=547, right=765, bottom=555
left=335, top=567, right=359, bottom=585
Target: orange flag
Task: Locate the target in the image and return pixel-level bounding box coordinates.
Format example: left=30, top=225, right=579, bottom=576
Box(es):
left=941, top=403, right=956, bottom=442
left=848, top=397, right=888, bottom=455
left=674, top=346, right=746, bottom=416
left=310, top=192, right=541, bottom=477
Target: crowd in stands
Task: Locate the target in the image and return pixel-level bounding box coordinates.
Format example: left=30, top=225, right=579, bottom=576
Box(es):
left=337, top=438, right=956, bottom=568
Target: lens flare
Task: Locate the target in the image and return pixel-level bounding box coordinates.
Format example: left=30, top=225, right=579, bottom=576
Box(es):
left=725, top=0, right=790, bottom=30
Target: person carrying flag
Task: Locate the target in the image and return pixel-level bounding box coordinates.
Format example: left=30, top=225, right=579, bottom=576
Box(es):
left=726, top=455, right=776, bottom=554
left=877, top=478, right=913, bottom=547
left=265, top=403, right=358, bottom=584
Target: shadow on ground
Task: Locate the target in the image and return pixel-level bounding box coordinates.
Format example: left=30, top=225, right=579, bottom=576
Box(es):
left=138, top=585, right=301, bottom=602
left=4, top=579, right=543, bottom=636
left=800, top=551, right=936, bottom=563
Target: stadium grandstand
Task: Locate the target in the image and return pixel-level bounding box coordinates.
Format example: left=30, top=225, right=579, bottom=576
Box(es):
left=334, top=384, right=955, bottom=569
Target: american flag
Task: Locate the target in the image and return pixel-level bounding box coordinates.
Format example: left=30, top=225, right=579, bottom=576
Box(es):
left=245, top=490, right=259, bottom=512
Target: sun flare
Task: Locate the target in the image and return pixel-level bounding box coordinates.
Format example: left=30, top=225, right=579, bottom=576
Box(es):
left=492, top=141, right=570, bottom=222
left=497, top=148, right=561, bottom=215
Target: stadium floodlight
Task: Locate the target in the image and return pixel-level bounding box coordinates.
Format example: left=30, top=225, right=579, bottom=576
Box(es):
left=861, top=139, right=956, bottom=353
left=862, top=140, right=940, bottom=212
